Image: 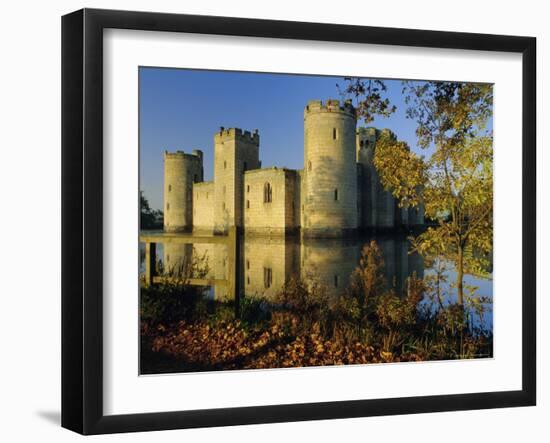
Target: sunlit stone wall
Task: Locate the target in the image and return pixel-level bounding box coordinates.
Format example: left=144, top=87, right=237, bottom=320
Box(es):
left=163, top=150, right=203, bottom=232
left=192, top=181, right=214, bottom=233
left=213, top=128, right=261, bottom=233
left=303, top=99, right=358, bottom=237
left=243, top=168, right=298, bottom=235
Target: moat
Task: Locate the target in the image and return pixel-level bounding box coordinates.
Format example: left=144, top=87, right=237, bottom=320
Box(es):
left=139, top=232, right=493, bottom=330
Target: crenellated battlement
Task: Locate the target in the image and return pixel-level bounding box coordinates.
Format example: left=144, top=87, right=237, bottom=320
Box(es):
left=162, top=98, right=422, bottom=236
left=357, top=126, right=378, bottom=137
left=356, top=127, right=397, bottom=150
left=214, top=127, right=260, bottom=144
left=304, top=99, right=355, bottom=117
left=357, top=126, right=396, bottom=138
left=164, top=150, right=203, bottom=162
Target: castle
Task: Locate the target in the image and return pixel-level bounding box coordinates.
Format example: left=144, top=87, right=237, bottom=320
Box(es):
left=163, top=99, right=424, bottom=237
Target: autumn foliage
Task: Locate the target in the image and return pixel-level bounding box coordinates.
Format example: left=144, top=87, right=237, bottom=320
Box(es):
left=141, top=241, right=492, bottom=374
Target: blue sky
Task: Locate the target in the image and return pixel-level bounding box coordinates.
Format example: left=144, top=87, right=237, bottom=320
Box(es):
left=139, top=68, right=421, bottom=211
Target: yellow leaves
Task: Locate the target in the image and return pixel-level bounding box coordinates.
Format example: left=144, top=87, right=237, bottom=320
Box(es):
left=373, top=136, right=427, bottom=209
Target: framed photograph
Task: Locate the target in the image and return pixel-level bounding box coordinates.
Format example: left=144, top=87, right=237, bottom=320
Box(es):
left=62, top=8, right=536, bottom=435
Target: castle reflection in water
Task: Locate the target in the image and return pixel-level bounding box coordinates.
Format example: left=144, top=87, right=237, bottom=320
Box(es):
left=159, top=235, right=424, bottom=301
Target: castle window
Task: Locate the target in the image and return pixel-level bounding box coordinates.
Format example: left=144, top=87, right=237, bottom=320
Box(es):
left=247, top=185, right=250, bottom=193
left=246, top=200, right=250, bottom=209
left=166, top=203, right=170, bottom=211
left=308, top=161, right=312, bottom=172
left=264, top=267, right=272, bottom=289
left=360, top=140, right=364, bottom=148
left=264, top=182, right=272, bottom=203
left=334, top=275, right=339, bottom=287
left=223, top=185, right=226, bottom=195
left=247, top=276, right=250, bottom=285
left=334, top=189, right=339, bottom=201
left=206, top=192, right=209, bottom=199
left=168, top=184, right=171, bottom=192
left=333, top=128, right=338, bottom=140
left=246, top=260, right=250, bottom=270
left=222, top=202, right=225, bottom=211
left=224, top=160, right=227, bottom=169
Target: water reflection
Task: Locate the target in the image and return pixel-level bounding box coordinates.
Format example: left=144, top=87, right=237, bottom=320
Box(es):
left=141, top=234, right=425, bottom=299
left=140, top=233, right=492, bottom=331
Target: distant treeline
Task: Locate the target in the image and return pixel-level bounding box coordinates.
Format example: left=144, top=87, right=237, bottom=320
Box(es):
left=140, top=191, right=163, bottom=230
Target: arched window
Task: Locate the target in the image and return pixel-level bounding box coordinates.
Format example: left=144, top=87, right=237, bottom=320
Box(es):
left=333, top=128, right=337, bottom=140
left=264, top=182, right=272, bottom=203
left=334, top=189, right=339, bottom=201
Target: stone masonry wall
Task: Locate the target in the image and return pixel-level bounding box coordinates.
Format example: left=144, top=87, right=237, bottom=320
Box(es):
left=192, top=181, right=214, bottom=232
left=163, top=150, right=203, bottom=232
left=303, top=100, right=358, bottom=237
left=213, top=128, right=260, bottom=233
left=243, top=168, right=298, bottom=235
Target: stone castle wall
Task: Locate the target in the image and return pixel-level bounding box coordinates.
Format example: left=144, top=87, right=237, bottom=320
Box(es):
left=213, top=128, right=261, bottom=233
left=243, top=168, right=298, bottom=235
left=160, top=100, right=423, bottom=237
left=303, top=99, right=358, bottom=237
left=356, top=127, right=396, bottom=230
left=192, top=181, right=214, bottom=232
left=163, top=150, right=203, bottom=232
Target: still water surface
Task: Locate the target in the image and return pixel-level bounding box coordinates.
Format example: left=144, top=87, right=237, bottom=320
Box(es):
left=139, top=233, right=492, bottom=330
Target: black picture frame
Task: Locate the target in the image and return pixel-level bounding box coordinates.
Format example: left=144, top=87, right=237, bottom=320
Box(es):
left=61, top=8, right=536, bottom=435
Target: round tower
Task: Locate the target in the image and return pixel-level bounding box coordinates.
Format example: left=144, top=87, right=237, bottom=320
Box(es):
left=303, top=99, right=357, bottom=237
left=163, top=150, right=203, bottom=232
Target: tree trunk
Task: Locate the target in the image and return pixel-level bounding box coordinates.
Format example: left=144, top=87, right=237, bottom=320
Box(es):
left=456, top=245, right=464, bottom=306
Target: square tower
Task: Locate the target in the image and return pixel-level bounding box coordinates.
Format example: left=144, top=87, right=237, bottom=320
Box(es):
left=213, top=128, right=260, bottom=233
